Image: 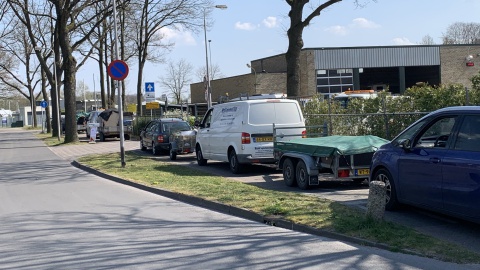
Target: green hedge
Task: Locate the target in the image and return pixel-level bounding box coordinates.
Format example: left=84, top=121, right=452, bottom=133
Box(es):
left=303, top=72, right=480, bottom=140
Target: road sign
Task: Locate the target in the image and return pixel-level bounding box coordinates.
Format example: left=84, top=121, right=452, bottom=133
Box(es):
left=40, top=100, right=48, bottom=108
left=145, top=82, right=155, bottom=101
left=146, top=102, right=160, bottom=110
left=107, top=60, right=129, bottom=81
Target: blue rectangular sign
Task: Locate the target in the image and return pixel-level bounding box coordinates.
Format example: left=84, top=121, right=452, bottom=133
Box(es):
left=145, top=82, right=155, bottom=92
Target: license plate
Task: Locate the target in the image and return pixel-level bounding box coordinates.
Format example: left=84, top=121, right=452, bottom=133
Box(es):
left=254, top=137, right=273, bottom=142
left=356, top=169, right=370, bottom=176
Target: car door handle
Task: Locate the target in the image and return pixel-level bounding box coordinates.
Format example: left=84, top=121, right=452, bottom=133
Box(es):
left=429, top=157, right=441, bottom=164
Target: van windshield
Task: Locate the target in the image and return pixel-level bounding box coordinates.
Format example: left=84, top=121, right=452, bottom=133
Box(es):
left=249, top=102, right=302, bottom=125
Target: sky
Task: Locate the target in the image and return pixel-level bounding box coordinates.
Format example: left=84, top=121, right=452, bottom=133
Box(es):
left=76, top=0, right=480, bottom=99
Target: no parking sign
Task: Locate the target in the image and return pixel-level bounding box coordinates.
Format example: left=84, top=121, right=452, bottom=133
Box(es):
left=107, top=60, right=129, bottom=81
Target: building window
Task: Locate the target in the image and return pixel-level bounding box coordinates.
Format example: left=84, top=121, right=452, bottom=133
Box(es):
left=316, top=69, right=354, bottom=95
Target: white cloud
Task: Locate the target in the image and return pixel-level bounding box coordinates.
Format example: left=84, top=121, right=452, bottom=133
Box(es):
left=235, top=22, right=256, bottom=31
left=324, top=18, right=379, bottom=36
left=324, top=25, right=348, bottom=36
left=392, top=37, right=415, bottom=45
left=350, top=18, right=380, bottom=29
left=159, top=27, right=196, bottom=45
left=262, top=16, right=278, bottom=28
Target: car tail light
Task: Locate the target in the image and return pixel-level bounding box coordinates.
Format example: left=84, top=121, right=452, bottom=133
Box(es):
left=241, top=132, right=251, bottom=144
left=157, top=135, right=164, bottom=143
left=302, top=129, right=307, bottom=138
left=338, top=169, right=349, bottom=178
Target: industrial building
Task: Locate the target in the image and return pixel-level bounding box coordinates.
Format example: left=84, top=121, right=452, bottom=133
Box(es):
left=190, top=44, right=480, bottom=104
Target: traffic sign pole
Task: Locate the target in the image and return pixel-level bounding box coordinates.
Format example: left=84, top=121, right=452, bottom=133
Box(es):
left=109, top=0, right=129, bottom=168
left=40, top=100, right=48, bottom=134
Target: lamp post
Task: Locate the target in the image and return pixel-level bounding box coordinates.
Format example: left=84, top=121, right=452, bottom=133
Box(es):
left=35, top=47, right=61, bottom=141
left=246, top=63, right=257, bottom=94
left=208, top=40, right=212, bottom=78
left=204, top=5, right=227, bottom=109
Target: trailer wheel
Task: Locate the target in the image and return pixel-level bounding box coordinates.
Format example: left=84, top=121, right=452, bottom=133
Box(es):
left=283, top=158, right=297, bottom=187
left=296, top=160, right=310, bottom=190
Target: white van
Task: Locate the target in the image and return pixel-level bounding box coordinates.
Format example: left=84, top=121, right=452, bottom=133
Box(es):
left=195, top=99, right=305, bottom=174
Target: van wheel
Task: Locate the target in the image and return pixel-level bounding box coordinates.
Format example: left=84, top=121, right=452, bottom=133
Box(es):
left=372, top=168, right=398, bottom=210
left=229, top=149, right=244, bottom=174
left=196, top=145, right=207, bottom=166
left=99, top=132, right=105, bottom=142
left=283, top=158, right=297, bottom=187
left=296, top=160, right=310, bottom=190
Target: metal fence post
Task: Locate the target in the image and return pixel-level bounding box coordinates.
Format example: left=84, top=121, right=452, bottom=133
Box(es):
left=382, top=96, right=390, bottom=139
left=466, top=87, right=470, bottom=106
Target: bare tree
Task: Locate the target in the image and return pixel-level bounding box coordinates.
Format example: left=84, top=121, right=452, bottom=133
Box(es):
left=442, top=22, right=480, bottom=44
left=419, top=35, right=435, bottom=45
left=128, top=0, right=213, bottom=116
left=195, top=63, right=224, bottom=82
left=0, top=20, right=43, bottom=128
left=285, top=0, right=374, bottom=97
left=7, top=0, right=113, bottom=142
left=160, top=59, right=193, bottom=104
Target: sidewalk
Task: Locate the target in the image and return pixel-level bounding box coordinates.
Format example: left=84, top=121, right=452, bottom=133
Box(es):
left=49, top=137, right=138, bottom=161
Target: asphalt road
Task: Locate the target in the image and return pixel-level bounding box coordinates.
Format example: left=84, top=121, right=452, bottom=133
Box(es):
left=1, top=128, right=477, bottom=269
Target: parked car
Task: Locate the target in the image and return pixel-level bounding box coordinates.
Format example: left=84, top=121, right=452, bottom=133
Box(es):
left=370, top=106, right=480, bottom=224
left=77, top=115, right=87, bottom=133
left=140, top=118, right=195, bottom=157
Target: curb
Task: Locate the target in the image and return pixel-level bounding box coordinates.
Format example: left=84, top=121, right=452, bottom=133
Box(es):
left=72, top=160, right=415, bottom=256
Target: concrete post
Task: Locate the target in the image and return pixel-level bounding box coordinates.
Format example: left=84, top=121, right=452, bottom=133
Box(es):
left=366, top=181, right=386, bottom=221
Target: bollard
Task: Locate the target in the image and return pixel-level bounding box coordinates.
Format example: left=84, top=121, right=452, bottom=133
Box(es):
left=366, top=181, right=386, bottom=221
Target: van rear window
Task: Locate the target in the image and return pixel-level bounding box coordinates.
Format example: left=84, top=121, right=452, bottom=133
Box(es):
left=249, top=102, right=302, bottom=125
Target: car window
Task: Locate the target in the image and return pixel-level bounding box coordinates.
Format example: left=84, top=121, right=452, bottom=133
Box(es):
left=202, top=109, right=213, bottom=128
left=414, top=116, right=457, bottom=148
left=392, top=119, right=428, bottom=146
left=163, top=122, right=190, bottom=133
left=454, top=115, right=480, bottom=151
left=147, top=122, right=157, bottom=132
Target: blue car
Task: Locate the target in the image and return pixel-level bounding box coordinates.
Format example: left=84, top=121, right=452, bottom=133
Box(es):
left=370, top=106, right=480, bottom=224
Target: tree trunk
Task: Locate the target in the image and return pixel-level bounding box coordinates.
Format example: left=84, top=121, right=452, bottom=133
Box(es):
left=286, top=2, right=306, bottom=98
left=57, top=7, right=78, bottom=143
left=136, top=56, right=145, bottom=116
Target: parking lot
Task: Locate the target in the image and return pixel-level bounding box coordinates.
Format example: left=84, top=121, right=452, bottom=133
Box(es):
left=49, top=137, right=480, bottom=254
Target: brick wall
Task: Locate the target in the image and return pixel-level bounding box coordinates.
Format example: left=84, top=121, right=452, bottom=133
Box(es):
left=190, top=73, right=287, bottom=103
left=440, top=45, right=480, bottom=88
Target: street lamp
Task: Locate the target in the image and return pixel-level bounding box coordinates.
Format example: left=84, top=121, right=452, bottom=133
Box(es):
left=246, top=63, right=257, bottom=94
left=35, top=47, right=61, bottom=141
left=204, top=5, right=227, bottom=109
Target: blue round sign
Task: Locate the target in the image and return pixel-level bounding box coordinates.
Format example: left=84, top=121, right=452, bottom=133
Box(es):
left=107, top=60, right=129, bottom=81
left=40, top=100, right=48, bottom=108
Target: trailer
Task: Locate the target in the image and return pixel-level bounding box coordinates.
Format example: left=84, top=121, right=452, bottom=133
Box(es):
left=273, top=126, right=388, bottom=190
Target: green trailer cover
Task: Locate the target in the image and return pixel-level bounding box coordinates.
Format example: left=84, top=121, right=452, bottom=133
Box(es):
left=275, top=135, right=389, bottom=157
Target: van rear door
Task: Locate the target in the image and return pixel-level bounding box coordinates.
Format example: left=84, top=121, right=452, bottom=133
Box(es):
left=248, top=100, right=305, bottom=141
